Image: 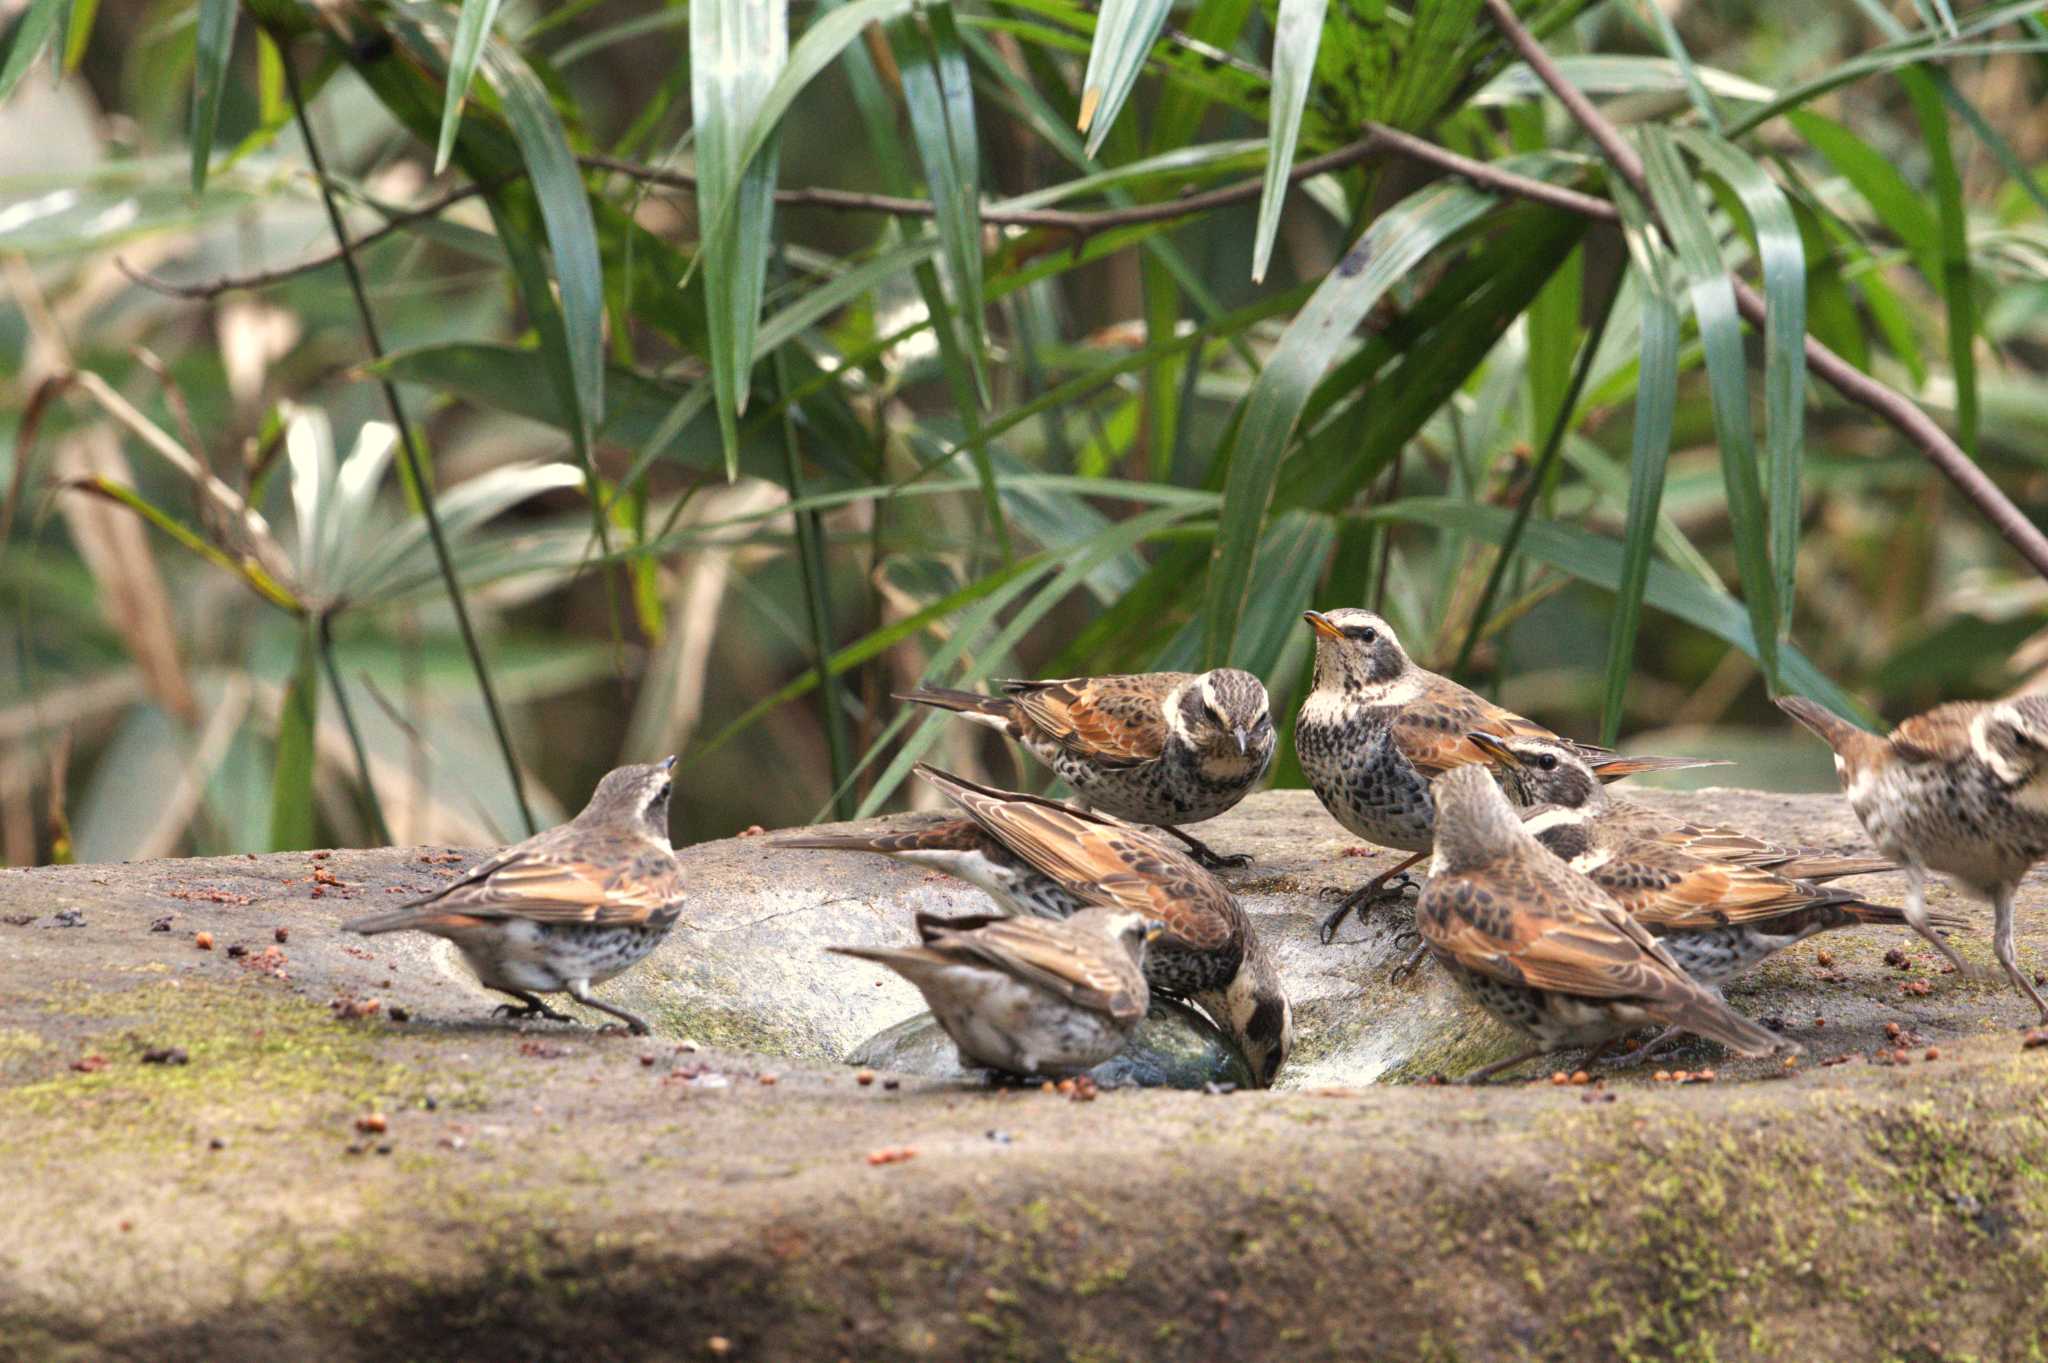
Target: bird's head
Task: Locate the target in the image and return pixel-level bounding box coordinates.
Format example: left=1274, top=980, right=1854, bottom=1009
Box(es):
left=1175, top=668, right=1275, bottom=771
left=1465, top=731, right=1604, bottom=811
left=1302, top=608, right=1409, bottom=693
left=581, top=756, right=678, bottom=844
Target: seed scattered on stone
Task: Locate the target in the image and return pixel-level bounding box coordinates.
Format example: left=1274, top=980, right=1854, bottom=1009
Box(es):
left=71, top=1054, right=108, bottom=1074
left=1549, top=1071, right=1570, bottom=1086
left=194, top=932, right=214, bottom=951
left=757, top=1073, right=778, bottom=1086
left=640, top=1054, right=657, bottom=1067
left=141, top=1047, right=188, bottom=1066
left=882, top=1078, right=899, bottom=1090
left=707, top=1336, right=733, bottom=1357
left=1925, top=1048, right=1940, bottom=1061
left=1884, top=1022, right=1903, bottom=1039
left=866, top=1146, right=917, bottom=1166
left=856, top=1070, right=876, bottom=1087
left=1884, top=947, right=1909, bottom=969
left=149, top=916, right=174, bottom=933
left=208, top=1138, right=226, bottom=1151
left=1815, top=951, right=1834, bottom=967
left=355, top=1112, right=388, bottom=1135
left=274, top=927, right=290, bottom=944
left=388, top=1006, right=411, bottom=1023
left=2024, top=1029, right=2048, bottom=1050
left=225, top=943, right=248, bottom=958
left=1570, top=1071, right=1590, bottom=1086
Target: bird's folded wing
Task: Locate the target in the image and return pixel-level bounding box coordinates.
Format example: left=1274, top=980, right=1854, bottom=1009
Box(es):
left=1007, top=676, right=1178, bottom=768
left=421, top=850, right=679, bottom=925
left=1394, top=690, right=1563, bottom=779
left=1601, top=852, right=1822, bottom=930
left=1444, top=907, right=1688, bottom=1003
left=932, top=918, right=1144, bottom=1021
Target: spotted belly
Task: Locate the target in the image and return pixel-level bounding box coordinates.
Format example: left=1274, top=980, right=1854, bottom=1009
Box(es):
left=1442, top=957, right=1643, bottom=1050
left=1657, top=928, right=1792, bottom=985
left=1028, top=741, right=1260, bottom=827
left=459, top=920, right=673, bottom=994
left=1295, top=714, right=1435, bottom=853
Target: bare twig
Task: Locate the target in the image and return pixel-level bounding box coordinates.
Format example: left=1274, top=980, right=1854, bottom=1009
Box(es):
left=1480, top=0, right=2048, bottom=583
left=277, top=42, right=537, bottom=839
left=1361, top=123, right=1619, bottom=223
left=124, top=137, right=1394, bottom=302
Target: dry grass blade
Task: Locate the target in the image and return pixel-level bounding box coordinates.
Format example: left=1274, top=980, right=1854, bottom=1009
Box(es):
left=53, top=429, right=198, bottom=724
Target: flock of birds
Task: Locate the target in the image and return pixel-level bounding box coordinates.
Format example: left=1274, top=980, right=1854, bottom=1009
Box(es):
left=346, top=607, right=2048, bottom=1087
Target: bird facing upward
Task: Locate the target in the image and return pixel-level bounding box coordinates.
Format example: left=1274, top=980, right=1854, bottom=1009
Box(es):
left=343, top=759, right=683, bottom=1035
left=1780, top=694, right=2048, bottom=1021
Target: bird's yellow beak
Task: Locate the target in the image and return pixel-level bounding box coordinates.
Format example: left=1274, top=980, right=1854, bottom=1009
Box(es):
left=1464, top=731, right=1521, bottom=767
left=1302, top=611, right=1345, bottom=641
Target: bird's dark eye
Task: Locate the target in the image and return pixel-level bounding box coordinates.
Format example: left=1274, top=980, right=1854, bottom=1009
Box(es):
left=1254, top=714, right=1273, bottom=732
left=1346, top=626, right=1377, bottom=643
left=1536, top=754, right=1558, bottom=771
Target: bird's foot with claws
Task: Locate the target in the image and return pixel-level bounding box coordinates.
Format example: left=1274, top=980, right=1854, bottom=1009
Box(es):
left=1163, top=827, right=1253, bottom=870
left=493, top=998, right=574, bottom=1025
left=1388, top=938, right=1431, bottom=984
left=1317, top=872, right=1421, bottom=946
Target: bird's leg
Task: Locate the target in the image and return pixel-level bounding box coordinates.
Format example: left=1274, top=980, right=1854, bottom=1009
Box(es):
left=1158, top=824, right=1253, bottom=870
left=1318, top=853, right=1425, bottom=945
left=1991, top=885, right=2048, bottom=1023
left=1456, top=1045, right=1551, bottom=1085
left=1599, top=1028, right=1681, bottom=1068
left=564, top=979, right=652, bottom=1036
left=1901, top=864, right=1981, bottom=978
left=1388, top=939, right=1431, bottom=984
left=491, top=990, right=575, bottom=1024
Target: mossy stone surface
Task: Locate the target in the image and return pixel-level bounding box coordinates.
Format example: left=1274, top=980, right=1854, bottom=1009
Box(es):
left=5, top=789, right=2048, bottom=1361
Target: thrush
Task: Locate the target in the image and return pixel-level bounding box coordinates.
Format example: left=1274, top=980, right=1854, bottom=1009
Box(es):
left=785, top=767, right=1295, bottom=1085
left=1416, top=764, right=1796, bottom=1083
left=828, top=906, right=1158, bottom=1078
left=1465, top=731, right=1949, bottom=985
left=1781, top=694, right=2048, bottom=1021
left=896, top=668, right=1273, bottom=868
left=343, top=759, right=682, bottom=1035
left=1296, top=608, right=1718, bottom=944
left=1471, top=730, right=1895, bottom=884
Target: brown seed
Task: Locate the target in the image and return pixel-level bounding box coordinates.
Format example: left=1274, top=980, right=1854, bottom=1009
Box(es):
left=707, top=1336, right=732, bottom=1356
left=757, top=1073, right=778, bottom=1086
left=1816, top=950, right=1835, bottom=967
left=1653, top=1071, right=1672, bottom=1082
left=194, top=932, right=214, bottom=951
left=1925, top=1048, right=1940, bottom=1061
left=274, top=926, right=290, bottom=944
left=856, top=1070, right=876, bottom=1087
left=1884, top=1022, right=1903, bottom=1039
left=640, top=1054, right=657, bottom=1067
left=355, top=1112, right=388, bottom=1134
left=1813, top=1017, right=1826, bottom=1028
left=1549, top=1071, right=1569, bottom=1086
left=1570, top=1071, right=1590, bottom=1086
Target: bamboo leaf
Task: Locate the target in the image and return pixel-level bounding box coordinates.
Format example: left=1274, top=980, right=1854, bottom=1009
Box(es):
left=1638, top=125, right=1779, bottom=689
left=1250, top=0, right=1327, bottom=284
left=691, top=0, right=789, bottom=476
left=1674, top=130, right=1806, bottom=641
left=1077, top=0, right=1174, bottom=157
left=481, top=36, right=606, bottom=434
left=897, top=4, right=988, bottom=402
left=0, top=0, right=64, bottom=102
left=1604, top=186, right=1683, bottom=745
left=269, top=622, right=320, bottom=851
left=1203, top=178, right=1499, bottom=665
left=189, top=0, right=236, bottom=193
left=435, top=0, right=504, bottom=174
left=1900, top=68, right=1975, bottom=457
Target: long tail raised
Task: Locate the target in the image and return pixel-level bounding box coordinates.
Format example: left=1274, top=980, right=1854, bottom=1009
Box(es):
left=895, top=686, right=1017, bottom=731
left=1777, top=695, right=1884, bottom=761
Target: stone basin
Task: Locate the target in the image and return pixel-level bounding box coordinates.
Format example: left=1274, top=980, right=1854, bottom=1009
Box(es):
left=7, top=787, right=2048, bottom=1361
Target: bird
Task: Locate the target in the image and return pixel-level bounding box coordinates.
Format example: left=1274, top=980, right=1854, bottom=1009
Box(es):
left=1295, top=608, right=1719, bottom=944
left=342, top=758, right=683, bottom=1035
left=783, top=765, right=1295, bottom=1086
left=827, top=906, right=1158, bottom=1078
left=895, top=668, right=1274, bottom=868
left=1467, top=730, right=1895, bottom=884
left=1464, top=731, right=1950, bottom=985
left=1415, top=764, right=1797, bottom=1083
left=1780, top=694, right=2048, bottom=1021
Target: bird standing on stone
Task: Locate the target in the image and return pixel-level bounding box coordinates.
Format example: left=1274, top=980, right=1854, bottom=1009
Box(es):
left=1465, top=732, right=1950, bottom=985
left=786, top=765, right=1295, bottom=1086
left=342, top=759, right=683, bottom=1035
left=1780, top=695, right=2048, bottom=1021
left=896, top=669, right=1274, bottom=868
left=1415, top=765, right=1795, bottom=1083
left=828, top=907, right=1158, bottom=1078
left=1295, top=608, right=1715, bottom=944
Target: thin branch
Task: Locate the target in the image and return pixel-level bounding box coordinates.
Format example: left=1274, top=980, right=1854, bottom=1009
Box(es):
left=1479, top=0, right=2048, bottom=584
left=277, top=41, right=538, bottom=839
left=1361, top=123, right=1618, bottom=223
left=125, top=137, right=1393, bottom=302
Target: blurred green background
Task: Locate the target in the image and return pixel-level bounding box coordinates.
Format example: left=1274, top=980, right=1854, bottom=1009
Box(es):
left=2, top=0, right=2045, bottom=861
